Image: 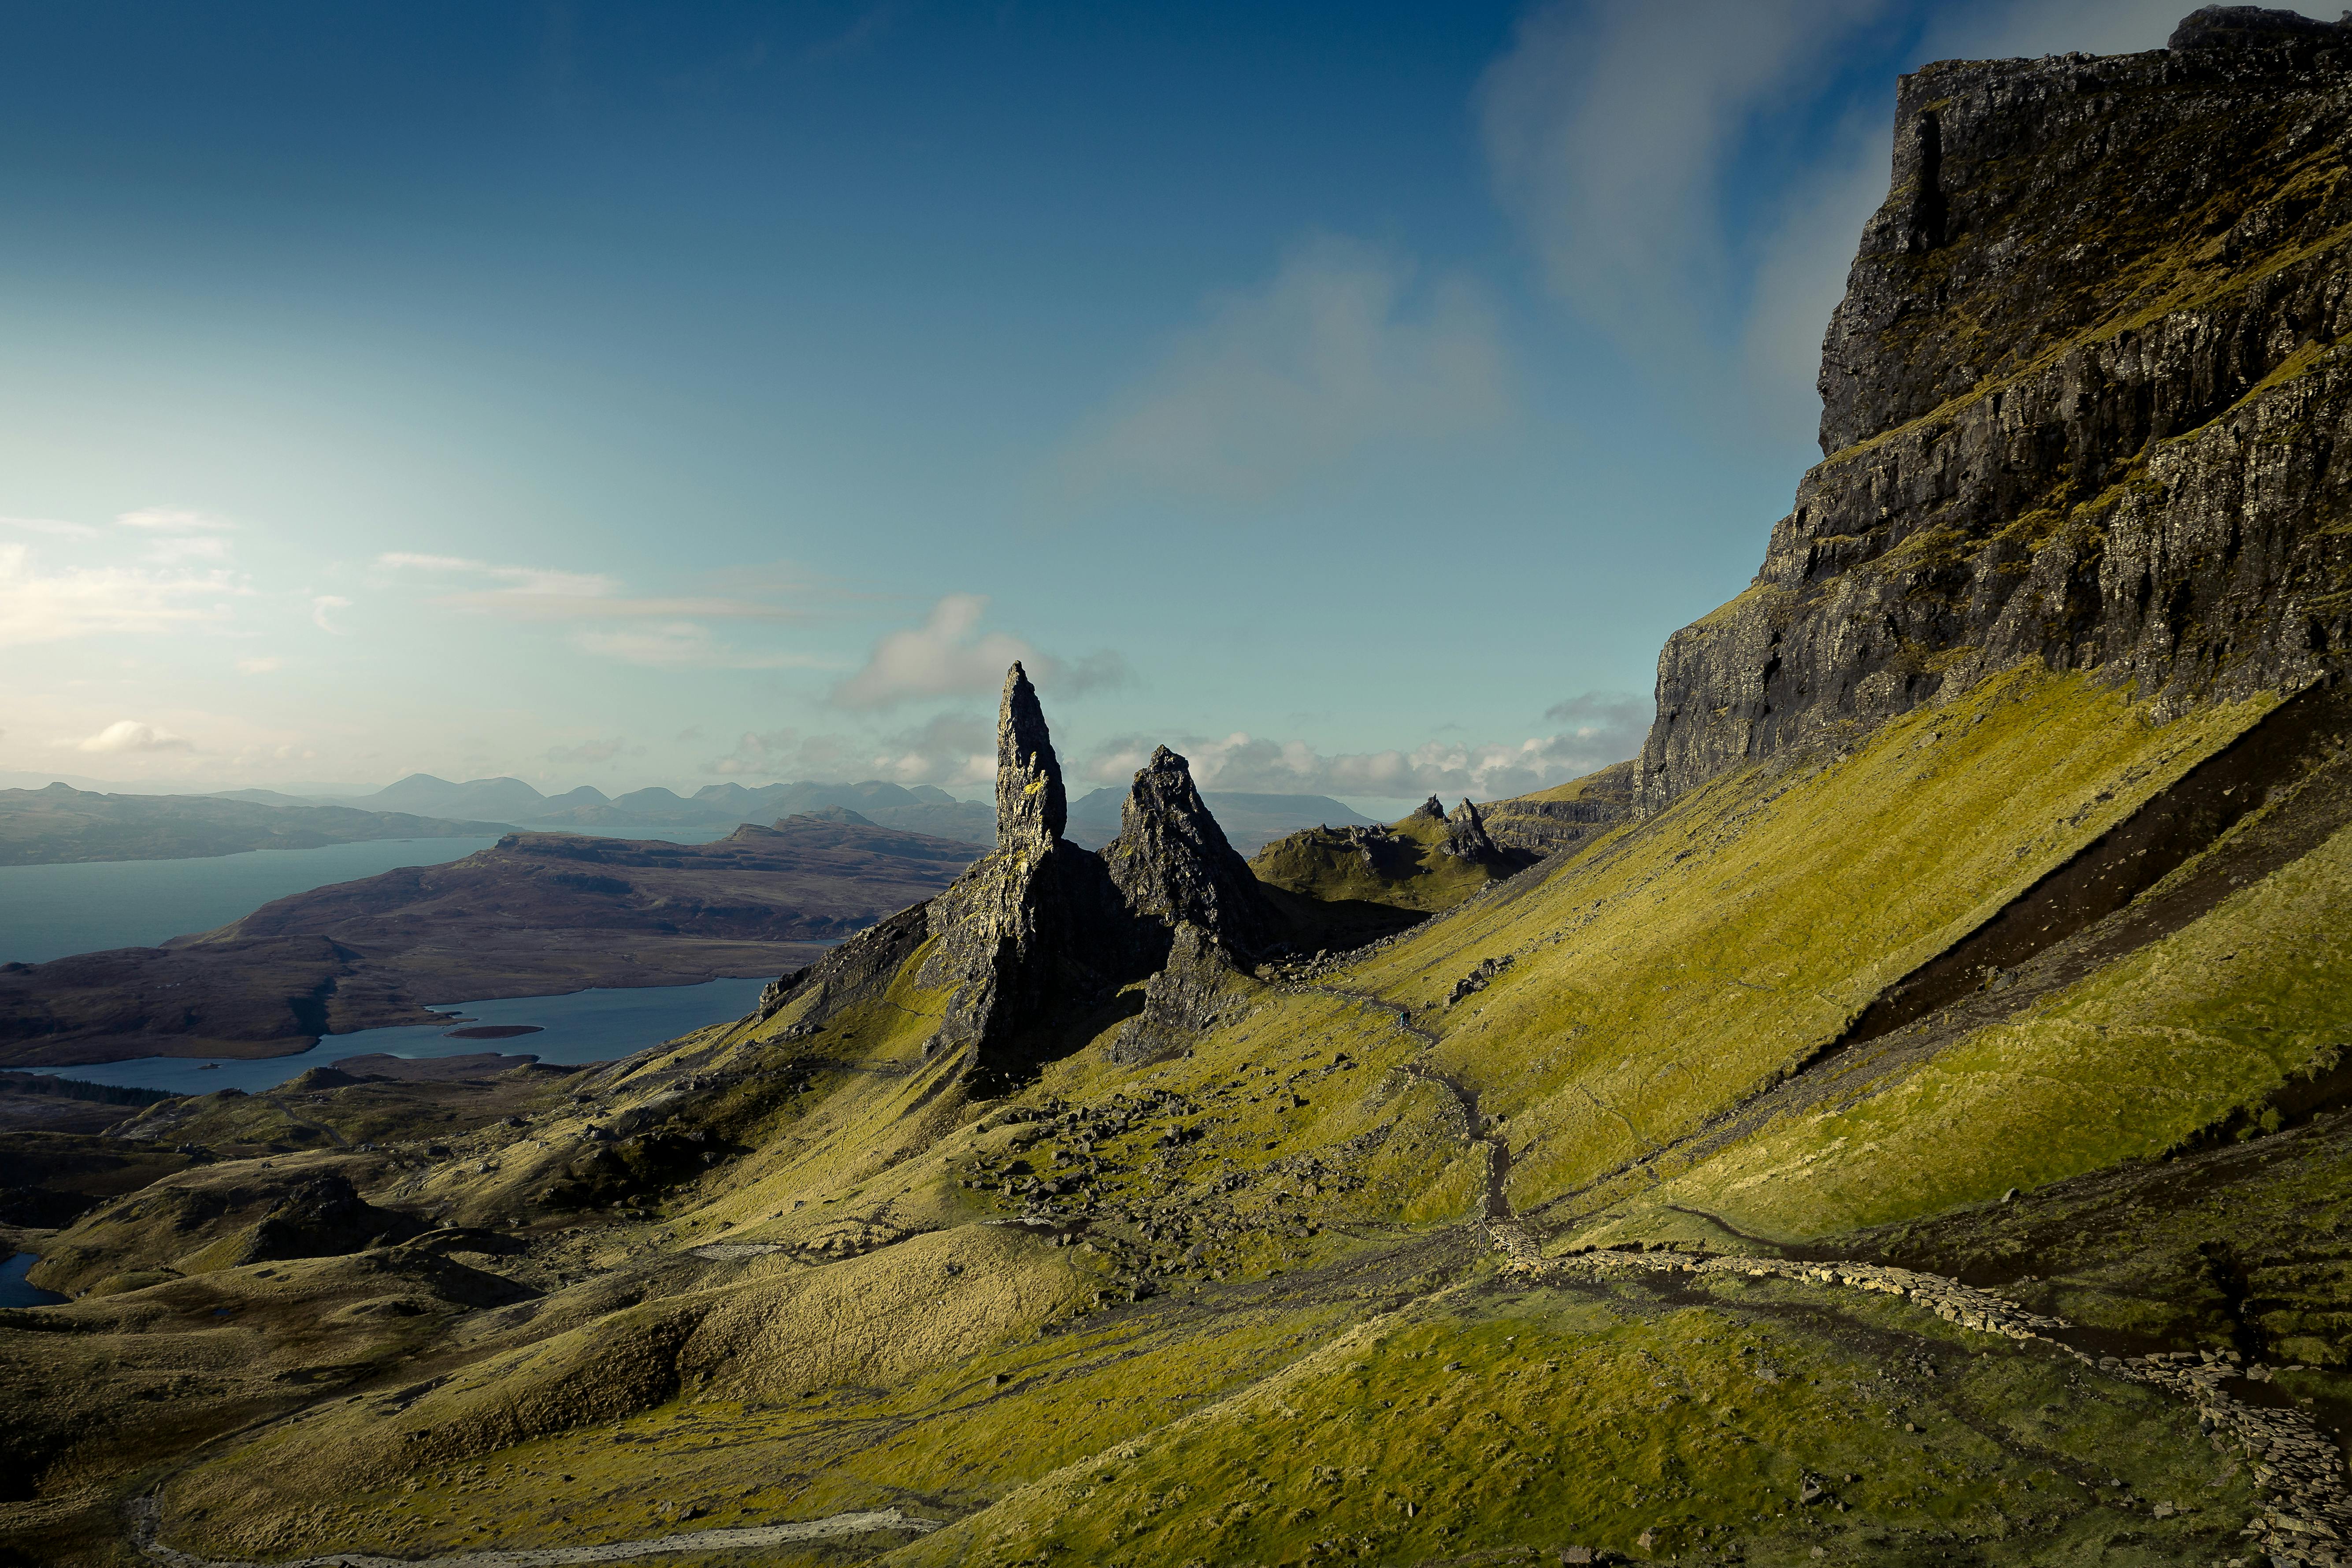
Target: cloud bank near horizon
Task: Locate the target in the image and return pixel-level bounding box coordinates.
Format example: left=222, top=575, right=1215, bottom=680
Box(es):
left=1075, top=692, right=1647, bottom=805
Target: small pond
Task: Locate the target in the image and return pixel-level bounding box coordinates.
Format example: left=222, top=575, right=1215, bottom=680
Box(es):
left=0, top=1253, right=65, bottom=1309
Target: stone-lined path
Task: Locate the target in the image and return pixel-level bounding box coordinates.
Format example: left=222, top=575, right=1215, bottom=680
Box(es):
left=131, top=1497, right=939, bottom=1568
left=1491, top=1224, right=2352, bottom=1568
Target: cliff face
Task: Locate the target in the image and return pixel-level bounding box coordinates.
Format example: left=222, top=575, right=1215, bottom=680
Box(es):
left=1640, top=10, right=2352, bottom=812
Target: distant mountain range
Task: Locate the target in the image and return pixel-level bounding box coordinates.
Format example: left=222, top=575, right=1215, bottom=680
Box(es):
left=216, top=774, right=1376, bottom=853
left=308, top=773, right=1005, bottom=844
left=0, top=784, right=515, bottom=867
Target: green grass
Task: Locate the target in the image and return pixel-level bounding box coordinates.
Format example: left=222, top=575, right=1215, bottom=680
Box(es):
left=1647, top=813, right=2352, bottom=1242
left=1331, top=667, right=2267, bottom=1213
left=1249, top=811, right=1509, bottom=914
left=893, top=1278, right=2245, bottom=1567
left=37, top=665, right=2336, bottom=1568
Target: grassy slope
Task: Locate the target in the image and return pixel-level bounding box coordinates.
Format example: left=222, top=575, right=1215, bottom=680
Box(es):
left=1501, top=760, right=1635, bottom=807
left=1641, top=813, right=2352, bottom=1245
left=1248, top=811, right=1506, bottom=914
left=899, top=1275, right=2243, bottom=1568
left=33, top=665, right=2352, bottom=1568
left=1356, top=668, right=2267, bottom=1214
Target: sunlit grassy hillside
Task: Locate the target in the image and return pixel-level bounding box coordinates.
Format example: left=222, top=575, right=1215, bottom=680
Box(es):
left=31, top=660, right=2329, bottom=1568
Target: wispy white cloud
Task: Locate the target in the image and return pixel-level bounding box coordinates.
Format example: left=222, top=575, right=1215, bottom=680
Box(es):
left=375, top=552, right=825, bottom=669
left=236, top=654, right=283, bottom=675
left=830, top=594, right=1128, bottom=710
left=700, top=729, right=794, bottom=778
left=373, top=552, right=795, bottom=620
left=1058, top=650, right=1135, bottom=696
left=311, top=594, right=352, bottom=633
left=698, top=727, right=854, bottom=780
left=571, top=623, right=831, bottom=670
left=1737, top=107, right=1891, bottom=444
left=116, top=506, right=234, bottom=533
left=1477, top=0, right=2189, bottom=441
left=1055, top=235, right=1510, bottom=507
left=694, top=712, right=996, bottom=787
left=0, top=541, right=243, bottom=648
left=70, top=719, right=194, bottom=754
left=375, top=552, right=617, bottom=608
left=143, top=532, right=234, bottom=565
left=831, top=594, right=1037, bottom=709
left=1480, top=0, right=1886, bottom=428
left=1078, top=692, right=1646, bottom=803
left=1, top=515, right=100, bottom=538
left=872, top=712, right=996, bottom=787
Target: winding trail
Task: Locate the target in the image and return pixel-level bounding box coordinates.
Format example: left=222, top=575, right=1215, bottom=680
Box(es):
left=1292, top=982, right=1435, bottom=1049
left=1289, top=979, right=1508, bottom=1223
left=1489, top=1231, right=2352, bottom=1567
left=1295, top=981, right=1514, bottom=1223
left=130, top=1498, right=938, bottom=1568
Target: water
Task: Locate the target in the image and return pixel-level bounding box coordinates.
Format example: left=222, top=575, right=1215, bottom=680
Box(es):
left=0, top=825, right=747, bottom=964
left=49, top=976, right=777, bottom=1096
left=0, top=838, right=500, bottom=964
left=0, top=1252, right=65, bottom=1309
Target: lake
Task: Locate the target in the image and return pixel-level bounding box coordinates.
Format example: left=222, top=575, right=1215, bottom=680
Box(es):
left=42, top=975, right=778, bottom=1096
left=0, top=824, right=745, bottom=964
left=0, top=1253, right=65, bottom=1309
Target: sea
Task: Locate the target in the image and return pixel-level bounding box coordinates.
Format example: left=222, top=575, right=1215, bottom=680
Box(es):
left=0, top=823, right=741, bottom=965
left=40, top=976, right=778, bottom=1096
left=0, top=823, right=781, bottom=1096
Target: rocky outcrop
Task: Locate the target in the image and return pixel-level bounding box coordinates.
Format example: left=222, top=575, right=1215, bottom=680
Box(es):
left=1639, top=18, right=2352, bottom=813
left=1102, top=745, right=1273, bottom=957
left=1439, top=799, right=1498, bottom=861
left=754, top=901, right=933, bottom=1025
left=228, top=1170, right=422, bottom=1267
left=914, top=678, right=1125, bottom=1078
left=1476, top=760, right=1638, bottom=859
left=2170, top=5, right=2350, bottom=53
left=1104, top=924, right=1242, bottom=1067
left=766, top=667, right=1281, bottom=1084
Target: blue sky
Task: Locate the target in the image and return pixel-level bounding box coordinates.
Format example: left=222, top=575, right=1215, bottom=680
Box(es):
left=0, top=0, right=2196, bottom=810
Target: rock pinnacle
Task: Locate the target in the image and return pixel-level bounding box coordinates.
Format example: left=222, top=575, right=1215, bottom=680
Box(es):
left=994, top=661, right=1065, bottom=849
left=1106, top=745, right=1270, bottom=952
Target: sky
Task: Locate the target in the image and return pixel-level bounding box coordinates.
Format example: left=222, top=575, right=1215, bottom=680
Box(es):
left=0, top=0, right=2204, bottom=812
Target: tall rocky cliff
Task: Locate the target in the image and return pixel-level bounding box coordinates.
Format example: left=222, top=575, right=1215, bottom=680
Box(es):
left=1639, top=6, right=2352, bottom=812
